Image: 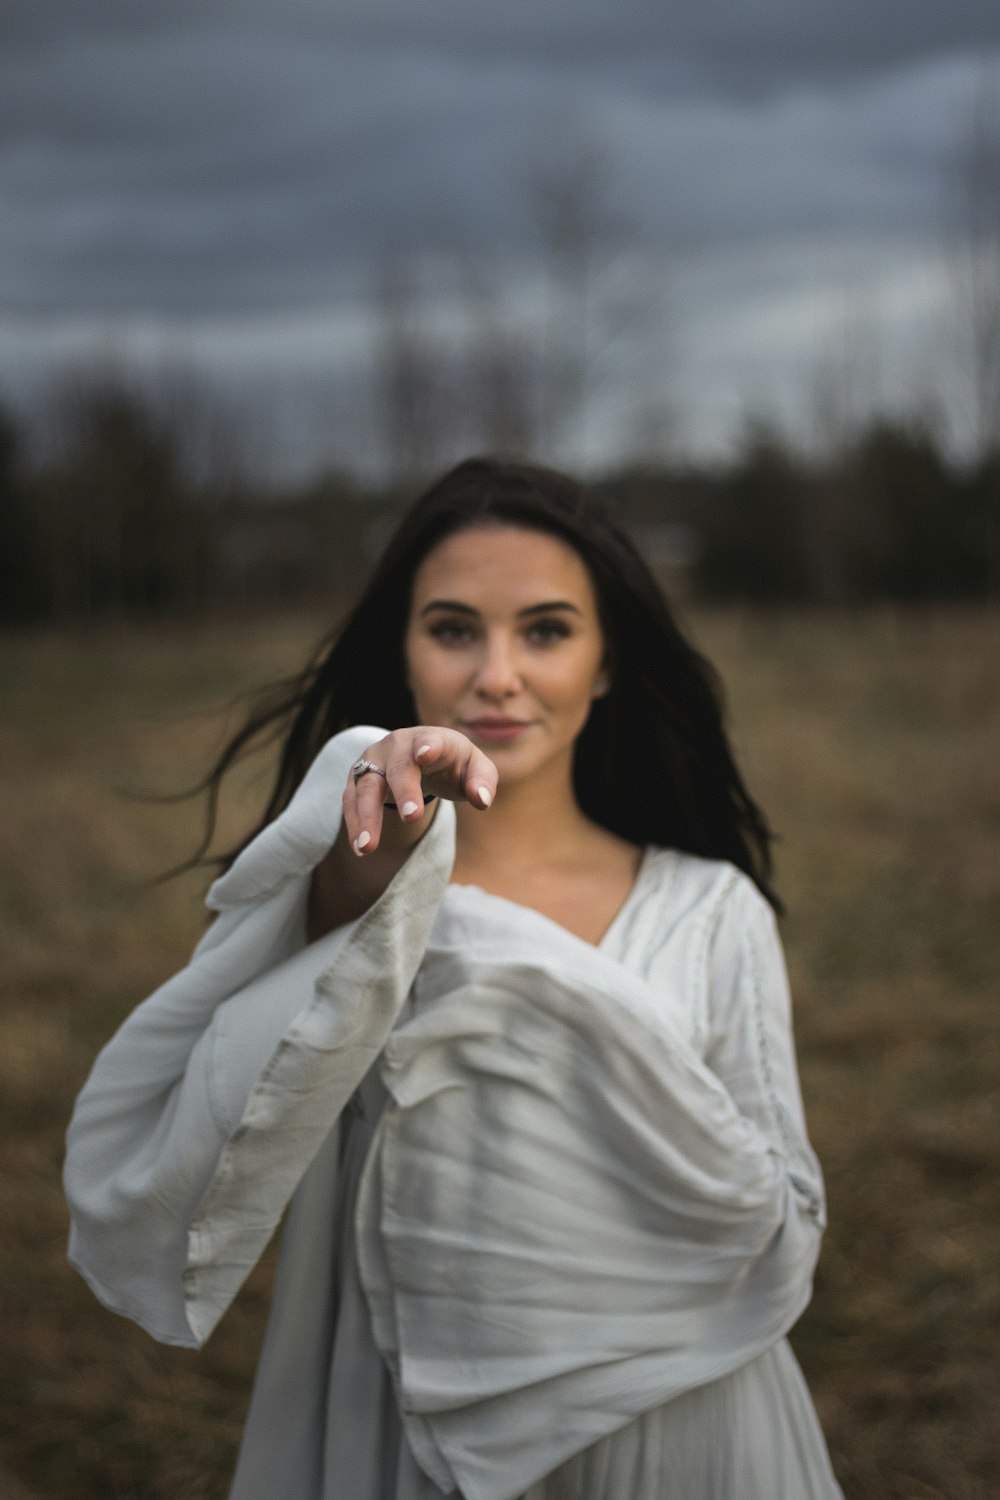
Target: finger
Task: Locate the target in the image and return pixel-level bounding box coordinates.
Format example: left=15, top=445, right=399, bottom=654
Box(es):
left=410, top=731, right=493, bottom=806
left=463, top=747, right=498, bottom=809
left=411, top=731, right=474, bottom=804
left=412, top=733, right=441, bottom=775
left=386, top=768, right=428, bottom=820
left=341, top=781, right=359, bottom=850
left=385, top=735, right=437, bottom=820
left=351, top=767, right=389, bottom=854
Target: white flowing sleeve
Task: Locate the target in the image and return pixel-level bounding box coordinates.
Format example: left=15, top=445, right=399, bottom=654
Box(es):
left=702, top=872, right=825, bottom=1230
left=63, top=725, right=456, bottom=1348
left=352, top=875, right=827, bottom=1500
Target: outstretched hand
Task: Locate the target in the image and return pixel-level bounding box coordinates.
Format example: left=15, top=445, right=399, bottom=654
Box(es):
left=343, top=727, right=497, bottom=856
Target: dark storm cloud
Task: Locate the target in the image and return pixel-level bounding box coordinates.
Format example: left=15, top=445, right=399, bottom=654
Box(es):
left=0, top=30, right=563, bottom=315
left=4, top=0, right=997, bottom=319
left=2, top=0, right=999, bottom=465
left=5, top=0, right=1000, bottom=90
left=303, top=0, right=1000, bottom=97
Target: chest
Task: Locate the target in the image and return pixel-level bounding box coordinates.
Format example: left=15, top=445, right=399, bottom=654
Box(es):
left=447, top=860, right=639, bottom=949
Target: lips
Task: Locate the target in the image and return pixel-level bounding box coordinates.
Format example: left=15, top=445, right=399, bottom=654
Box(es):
left=464, top=718, right=533, bottom=742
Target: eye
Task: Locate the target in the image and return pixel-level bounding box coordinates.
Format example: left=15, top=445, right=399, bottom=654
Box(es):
left=525, top=617, right=572, bottom=646
left=428, top=618, right=476, bottom=645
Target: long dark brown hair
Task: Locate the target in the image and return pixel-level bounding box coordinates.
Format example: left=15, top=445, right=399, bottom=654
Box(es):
left=187, top=456, right=781, bottom=909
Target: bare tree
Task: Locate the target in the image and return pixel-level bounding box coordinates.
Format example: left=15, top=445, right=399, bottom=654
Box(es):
left=371, top=251, right=449, bottom=485
left=945, top=69, right=1000, bottom=596
left=801, top=278, right=887, bottom=604
left=35, top=359, right=224, bottom=620
left=456, top=252, right=538, bottom=456
left=809, top=279, right=883, bottom=460
left=153, top=359, right=252, bottom=497
left=518, top=124, right=657, bottom=465
left=949, top=72, right=1000, bottom=460
left=623, top=281, right=679, bottom=469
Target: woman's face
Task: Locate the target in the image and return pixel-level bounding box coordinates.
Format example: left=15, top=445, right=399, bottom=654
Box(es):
left=404, top=524, right=609, bottom=791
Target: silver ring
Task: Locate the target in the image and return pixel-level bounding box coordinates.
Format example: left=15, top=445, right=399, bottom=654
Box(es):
left=351, top=757, right=387, bottom=785
left=350, top=754, right=437, bottom=812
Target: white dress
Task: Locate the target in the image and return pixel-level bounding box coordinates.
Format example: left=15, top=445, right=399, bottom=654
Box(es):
left=64, top=726, right=844, bottom=1500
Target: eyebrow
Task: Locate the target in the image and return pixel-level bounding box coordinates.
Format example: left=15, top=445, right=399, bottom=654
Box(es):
left=419, top=599, right=583, bottom=619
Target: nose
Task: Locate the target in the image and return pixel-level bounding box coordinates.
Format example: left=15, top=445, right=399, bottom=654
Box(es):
left=473, top=631, right=522, bottom=701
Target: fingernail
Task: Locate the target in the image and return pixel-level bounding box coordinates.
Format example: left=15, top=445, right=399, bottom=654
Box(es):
left=354, top=831, right=371, bottom=854
left=415, top=744, right=431, bottom=758
left=401, top=800, right=419, bottom=818
left=477, top=786, right=492, bottom=807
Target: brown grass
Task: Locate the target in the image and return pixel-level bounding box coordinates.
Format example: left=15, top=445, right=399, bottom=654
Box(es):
left=1, top=607, right=998, bottom=1498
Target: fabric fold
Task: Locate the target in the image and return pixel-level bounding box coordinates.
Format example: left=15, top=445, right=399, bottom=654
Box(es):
left=355, top=888, right=824, bottom=1500
left=64, top=724, right=457, bottom=1347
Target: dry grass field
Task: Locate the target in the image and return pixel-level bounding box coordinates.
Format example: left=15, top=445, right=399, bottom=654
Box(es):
left=1, top=608, right=998, bottom=1499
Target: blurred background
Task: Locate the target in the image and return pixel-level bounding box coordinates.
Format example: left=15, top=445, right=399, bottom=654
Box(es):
left=1, top=5, right=998, bottom=1498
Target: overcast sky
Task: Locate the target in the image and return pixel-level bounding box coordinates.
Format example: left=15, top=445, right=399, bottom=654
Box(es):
left=3, top=3, right=1000, bottom=474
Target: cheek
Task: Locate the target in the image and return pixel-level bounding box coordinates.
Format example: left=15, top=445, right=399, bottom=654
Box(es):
left=405, top=642, right=461, bottom=711
left=543, top=644, right=605, bottom=711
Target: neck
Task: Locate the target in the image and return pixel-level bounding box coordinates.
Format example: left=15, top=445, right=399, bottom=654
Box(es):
left=453, top=750, right=590, bottom=870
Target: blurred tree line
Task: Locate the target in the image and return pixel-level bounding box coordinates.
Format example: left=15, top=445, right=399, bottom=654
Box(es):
left=1, top=366, right=997, bottom=626
left=3, top=95, right=999, bottom=625
left=602, top=421, right=1000, bottom=606
left=0, top=369, right=374, bottom=625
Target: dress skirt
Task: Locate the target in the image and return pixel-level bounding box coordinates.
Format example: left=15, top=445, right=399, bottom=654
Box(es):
left=282, top=1094, right=843, bottom=1500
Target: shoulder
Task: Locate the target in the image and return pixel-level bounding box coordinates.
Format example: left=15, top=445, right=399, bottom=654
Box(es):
left=639, top=847, right=781, bottom=975
left=617, top=851, right=780, bottom=1045
left=642, top=846, right=769, bottom=927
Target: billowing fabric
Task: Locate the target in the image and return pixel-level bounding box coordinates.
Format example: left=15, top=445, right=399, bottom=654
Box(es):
left=65, top=725, right=446, bottom=1347
left=64, top=725, right=844, bottom=1500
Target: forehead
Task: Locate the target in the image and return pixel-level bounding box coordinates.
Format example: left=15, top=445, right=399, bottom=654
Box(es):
left=411, top=524, right=598, bottom=610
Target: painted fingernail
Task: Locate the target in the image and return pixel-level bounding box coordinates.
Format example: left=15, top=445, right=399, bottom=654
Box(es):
left=477, top=786, right=492, bottom=807
left=354, top=831, right=371, bottom=854
left=401, top=800, right=419, bottom=818
left=415, top=744, right=431, bottom=758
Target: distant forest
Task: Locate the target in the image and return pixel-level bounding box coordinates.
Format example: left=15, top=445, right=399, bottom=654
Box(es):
left=6, top=95, right=1000, bottom=624
left=1, top=364, right=997, bottom=626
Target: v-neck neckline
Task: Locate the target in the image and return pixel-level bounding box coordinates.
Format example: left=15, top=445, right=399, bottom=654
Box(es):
left=447, top=843, right=658, bottom=955
left=595, top=843, right=657, bottom=953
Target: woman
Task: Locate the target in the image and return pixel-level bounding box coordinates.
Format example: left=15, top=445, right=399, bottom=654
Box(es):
left=65, top=458, right=843, bottom=1499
